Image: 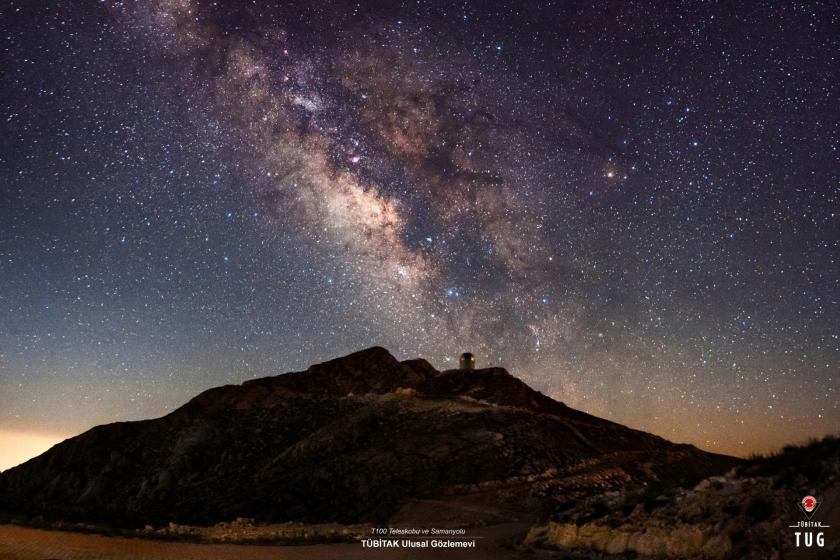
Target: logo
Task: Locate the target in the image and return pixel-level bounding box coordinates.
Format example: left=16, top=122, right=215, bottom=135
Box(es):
left=799, top=495, right=819, bottom=520
left=789, top=494, right=830, bottom=549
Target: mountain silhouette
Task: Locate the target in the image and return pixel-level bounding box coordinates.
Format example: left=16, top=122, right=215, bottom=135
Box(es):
left=0, top=347, right=738, bottom=527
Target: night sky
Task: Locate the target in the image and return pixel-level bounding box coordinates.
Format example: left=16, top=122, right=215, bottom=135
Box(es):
left=1, top=0, right=838, bottom=466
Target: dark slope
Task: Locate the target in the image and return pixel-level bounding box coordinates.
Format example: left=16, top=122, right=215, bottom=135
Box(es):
left=0, top=347, right=738, bottom=527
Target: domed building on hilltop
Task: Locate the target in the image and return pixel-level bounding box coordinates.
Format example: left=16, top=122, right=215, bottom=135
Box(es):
left=459, top=352, right=476, bottom=370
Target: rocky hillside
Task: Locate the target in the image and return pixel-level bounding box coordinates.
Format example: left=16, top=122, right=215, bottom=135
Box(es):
left=525, top=436, right=840, bottom=559
left=0, top=347, right=738, bottom=528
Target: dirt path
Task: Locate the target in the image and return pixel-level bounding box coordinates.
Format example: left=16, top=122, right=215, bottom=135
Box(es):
left=0, top=523, right=534, bottom=560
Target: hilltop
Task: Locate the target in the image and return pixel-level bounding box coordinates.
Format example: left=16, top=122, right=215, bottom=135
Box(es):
left=0, top=347, right=737, bottom=529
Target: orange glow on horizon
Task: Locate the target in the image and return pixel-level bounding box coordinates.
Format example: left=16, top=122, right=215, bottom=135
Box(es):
left=0, top=430, right=73, bottom=472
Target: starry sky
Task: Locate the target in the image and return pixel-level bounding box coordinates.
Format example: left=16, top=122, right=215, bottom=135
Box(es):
left=1, top=0, right=838, bottom=467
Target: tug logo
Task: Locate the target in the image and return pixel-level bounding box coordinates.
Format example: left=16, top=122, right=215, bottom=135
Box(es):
left=799, top=495, right=818, bottom=519
left=789, top=495, right=829, bottom=549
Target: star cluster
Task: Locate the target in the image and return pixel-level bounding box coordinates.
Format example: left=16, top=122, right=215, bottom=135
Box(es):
left=0, top=0, right=837, bottom=460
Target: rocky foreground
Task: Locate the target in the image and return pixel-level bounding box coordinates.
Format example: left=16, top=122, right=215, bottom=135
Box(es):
left=525, top=436, right=840, bottom=559
left=0, top=347, right=736, bottom=531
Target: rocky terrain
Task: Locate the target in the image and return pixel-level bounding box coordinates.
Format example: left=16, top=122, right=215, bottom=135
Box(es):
left=524, top=436, right=840, bottom=559
left=0, top=347, right=738, bottom=531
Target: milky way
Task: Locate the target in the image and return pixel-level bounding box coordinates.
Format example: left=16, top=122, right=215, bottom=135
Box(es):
left=1, top=0, right=838, bottom=459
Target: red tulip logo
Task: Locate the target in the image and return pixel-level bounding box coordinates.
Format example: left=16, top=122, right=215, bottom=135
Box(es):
left=798, top=495, right=820, bottom=520
left=801, top=496, right=816, bottom=513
